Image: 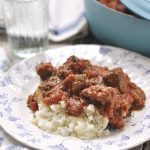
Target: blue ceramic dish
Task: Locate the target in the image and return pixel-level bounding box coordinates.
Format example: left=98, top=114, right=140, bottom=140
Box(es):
left=84, top=0, right=150, bottom=57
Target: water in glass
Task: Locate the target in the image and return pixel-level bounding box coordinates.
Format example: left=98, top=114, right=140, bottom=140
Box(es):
left=3, top=0, right=49, bottom=58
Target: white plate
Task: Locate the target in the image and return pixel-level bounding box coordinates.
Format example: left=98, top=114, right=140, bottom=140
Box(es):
left=0, top=45, right=150, bottom=150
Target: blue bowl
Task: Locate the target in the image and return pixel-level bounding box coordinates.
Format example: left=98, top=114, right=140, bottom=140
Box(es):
left=84, top=0, right=150, bottom=57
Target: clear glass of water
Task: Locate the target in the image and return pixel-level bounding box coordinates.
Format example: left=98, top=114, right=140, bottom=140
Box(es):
left=3, top=0, right=49, bottom=58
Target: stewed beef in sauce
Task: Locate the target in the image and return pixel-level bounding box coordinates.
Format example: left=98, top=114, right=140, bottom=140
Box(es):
left=27, top=55, right=145, bottom=129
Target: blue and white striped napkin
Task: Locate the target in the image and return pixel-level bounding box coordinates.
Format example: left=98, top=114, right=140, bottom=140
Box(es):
left=0, top=0, right=88, bottom=42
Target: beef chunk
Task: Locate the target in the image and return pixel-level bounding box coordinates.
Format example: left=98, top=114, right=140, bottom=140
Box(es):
left=84, top=69, right=99, bottom=79
left=130, top=88, right=145, bottom=109
left=103, top=72, right=119, bottom=87
left=57, top=56, right=76, bottom=79
left=98, top=93, right=133, bottom=129
left=69, top=59, right=91, bottom=74
left=62, top=74, right=87, bottom=94
left=42, top=90, right=66, bottom=105
left=129, top=82, right=145, bottom=109
left=57, top=66, right=73, bottom=79
left=113, top=93, right=134, bottom=117
left=66, top=55, right=80, bottom=63
left=103, top=67, right=130, bottom=93
left=66, top=97, right=84, bottom=116
left=39, top=76, right=61, bottom=92
left=87, top=76, right=104, bottom=87
left=103, top=68, right=145, bottom=110
left=36, top=63, right=56, bottom=80
left=109, top=116, right=125, bottom=129
left=98, top=104, right=125, bottom=129
left=84, top=65, right=109, bottom=77
left=62, top=74, right=75, bottom=90
left=81, top=85, right=120, bottom=105
left=66, top=55, right=91, bottom=73
left=27, top=95, right=38, bottom=112
left=57, top=56, right=91, bottom=79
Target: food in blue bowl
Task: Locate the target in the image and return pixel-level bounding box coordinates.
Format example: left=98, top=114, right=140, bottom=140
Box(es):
left=97, top=0, right=126, bottom=13
left=84, top=0, right=150, bottom=57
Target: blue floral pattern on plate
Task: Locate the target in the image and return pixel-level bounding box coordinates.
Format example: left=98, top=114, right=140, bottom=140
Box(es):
left=0, top=45, right=150, bottom=150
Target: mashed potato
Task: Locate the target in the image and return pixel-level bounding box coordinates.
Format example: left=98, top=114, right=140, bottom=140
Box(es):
left=31, top=99, right=109, bottom=139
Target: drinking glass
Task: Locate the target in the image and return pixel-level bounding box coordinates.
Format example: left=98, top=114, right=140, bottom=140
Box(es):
left=3, top=0, right=49, bottom=58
